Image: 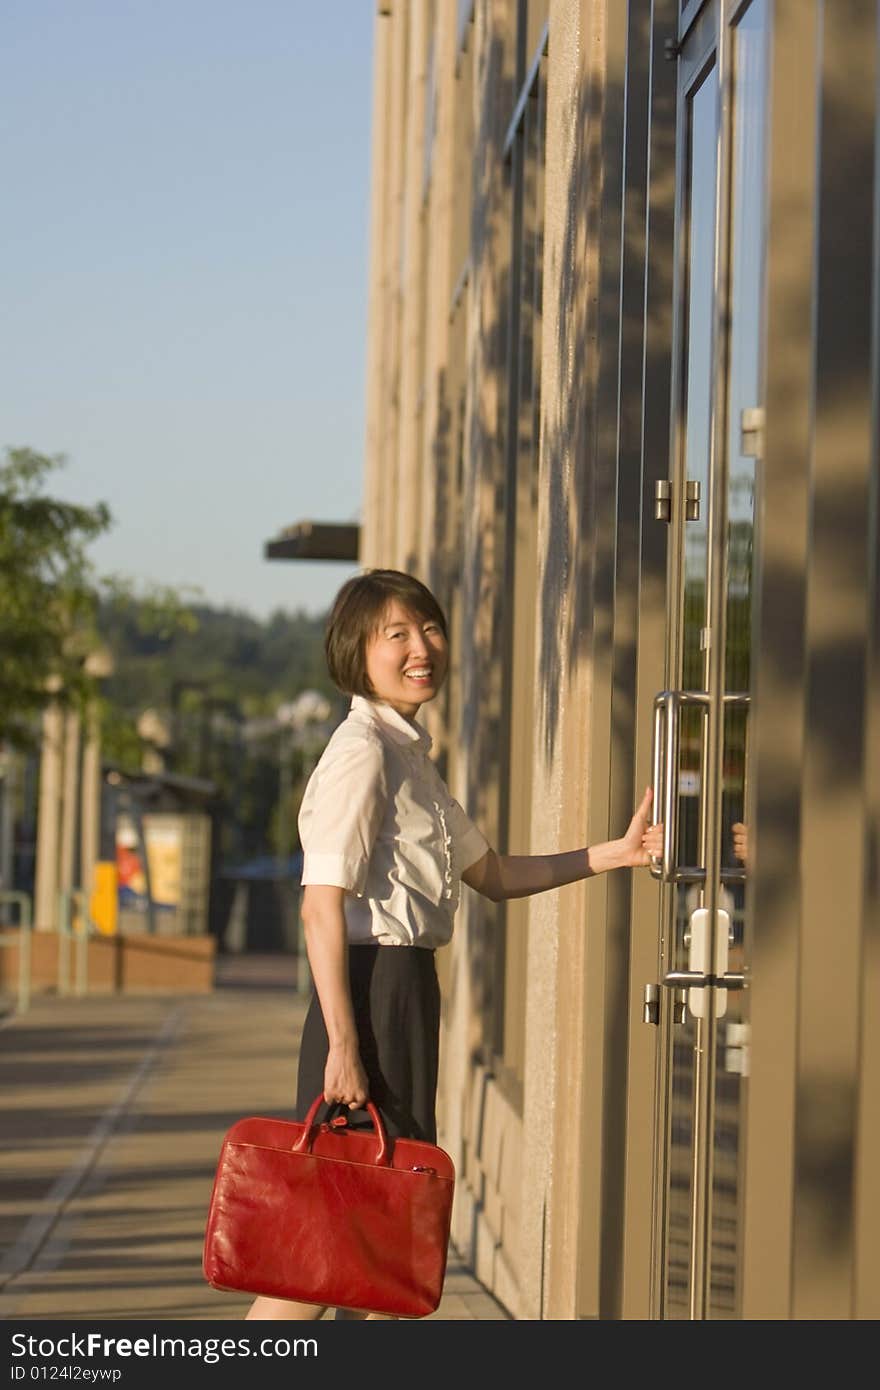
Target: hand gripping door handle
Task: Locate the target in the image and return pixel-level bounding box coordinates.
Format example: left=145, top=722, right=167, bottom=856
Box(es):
left=650, top=690, right=751, bottom=884
left=293, top=1093, right=390, bottom=1166
left=650, top=690, right=709, bottom=883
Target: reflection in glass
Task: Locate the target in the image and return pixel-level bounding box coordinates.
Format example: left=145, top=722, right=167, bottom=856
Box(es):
left=709, top=0, right=768, bottom=1318
left=665, top=59, right=719, bottom=1319
left=664, top=0, right=769, bottom=1317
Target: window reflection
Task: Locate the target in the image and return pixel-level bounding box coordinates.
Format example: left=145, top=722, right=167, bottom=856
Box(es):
left=667, top=55, right=720, bottom=1320
left=710, top=0, right=769, bottom=1320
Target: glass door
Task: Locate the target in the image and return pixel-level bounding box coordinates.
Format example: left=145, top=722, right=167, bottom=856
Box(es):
left=650, top=0, right=769, bottom=1319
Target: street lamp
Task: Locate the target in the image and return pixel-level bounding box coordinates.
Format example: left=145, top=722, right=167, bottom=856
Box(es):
left=79, top=645, right=115, bottom=926
left=137, top=708, right=172, bottom=775
left=33, top=644, right=115, bottom=933
left=83, top=646, right=114, bottom=681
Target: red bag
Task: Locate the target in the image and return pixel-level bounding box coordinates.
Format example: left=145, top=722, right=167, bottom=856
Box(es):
left=202, top=1094, right=455, bottom=1318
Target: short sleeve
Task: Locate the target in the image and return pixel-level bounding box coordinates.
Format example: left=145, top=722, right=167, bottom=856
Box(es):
left=444, top=796, right=490, bottom=873
left=298, top=733, right=388, bottom=895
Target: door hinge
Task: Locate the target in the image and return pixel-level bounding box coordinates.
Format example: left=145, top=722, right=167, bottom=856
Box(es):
left=643, top=983, right=660, bottom=1024
left=724, top=1021, right=751, bottom=1075
left=685, top=478, right=701, bottom=521
left=654, top=479, right=671, bottom=522
left=740, top=406, right=765, bottom=459
left=643, top=982, right=687, bottom=1024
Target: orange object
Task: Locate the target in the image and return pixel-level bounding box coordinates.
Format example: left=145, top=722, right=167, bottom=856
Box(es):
left=89, top=861, right=119, bottom=935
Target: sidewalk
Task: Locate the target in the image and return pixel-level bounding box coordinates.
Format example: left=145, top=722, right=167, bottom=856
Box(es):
left=0, top=954, right=510, bottom=1322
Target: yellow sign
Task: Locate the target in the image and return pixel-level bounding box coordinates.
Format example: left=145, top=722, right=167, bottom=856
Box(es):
left=144, top=821, right=183, bottom=911
left=90, top=861, right=119, bottom=935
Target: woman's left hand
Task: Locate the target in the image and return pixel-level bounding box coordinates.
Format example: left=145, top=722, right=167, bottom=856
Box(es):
left=619, top=787, right=664, bottom=867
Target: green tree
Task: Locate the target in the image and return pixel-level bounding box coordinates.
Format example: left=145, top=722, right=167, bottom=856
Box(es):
left=0, top=447, right=111, bottom=745
left=0, top=447, right=199, bottom=756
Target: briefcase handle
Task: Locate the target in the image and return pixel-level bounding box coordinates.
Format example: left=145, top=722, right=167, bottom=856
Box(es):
left=292, top=1093, right=390, bottom=1167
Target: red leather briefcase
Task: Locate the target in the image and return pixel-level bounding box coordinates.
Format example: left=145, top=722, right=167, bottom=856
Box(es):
left=203, top=1094, right=455, bottom=1318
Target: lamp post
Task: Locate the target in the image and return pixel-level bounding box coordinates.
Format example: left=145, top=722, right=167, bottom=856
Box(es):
left=58, top=705, right=82, bottom=912
left=0, top=743, right=16, bottom=914
left=137, top=708, right=172, bottom=776
left=32, top=644, right=115, bottom=934
left=80, top=646, right=114, bottom=921
left=33, top=675, right=64, bottom=932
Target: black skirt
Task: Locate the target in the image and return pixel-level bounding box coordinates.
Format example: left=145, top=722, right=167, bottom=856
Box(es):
left=294, top=944, right=441, bottom=1143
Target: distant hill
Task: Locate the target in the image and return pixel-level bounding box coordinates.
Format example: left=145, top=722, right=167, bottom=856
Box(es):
left=99, top=600, right=339, bottom=717
left=97, top=599, right=345, bottom=863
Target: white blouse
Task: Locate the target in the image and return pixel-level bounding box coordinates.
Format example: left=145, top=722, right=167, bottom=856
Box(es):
left=298, top=695, right=490, bottom=948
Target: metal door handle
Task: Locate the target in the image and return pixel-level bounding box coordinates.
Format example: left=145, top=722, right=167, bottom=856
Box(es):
left=650, top=690, right=708, bottom=882
left=661, top=970, right=745, bottom=990
left=650, top=690, right=751, bottom=883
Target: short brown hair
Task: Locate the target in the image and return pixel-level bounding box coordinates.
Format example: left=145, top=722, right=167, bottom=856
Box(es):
left=324, top=569, right=448, bottom=698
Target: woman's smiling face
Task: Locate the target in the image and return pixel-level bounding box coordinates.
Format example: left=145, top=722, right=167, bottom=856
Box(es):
left=364, top=598, right=449, bottom=720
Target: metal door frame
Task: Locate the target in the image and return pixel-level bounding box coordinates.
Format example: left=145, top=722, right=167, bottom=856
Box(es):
left=650, top=0, right=762, bottom=1320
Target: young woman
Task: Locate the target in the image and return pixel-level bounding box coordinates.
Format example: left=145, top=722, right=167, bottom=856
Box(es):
left=246, top=568, right=662, bottom=1321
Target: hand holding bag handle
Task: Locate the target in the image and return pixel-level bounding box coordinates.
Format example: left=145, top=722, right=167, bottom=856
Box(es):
left=292, top=1093, right=390, bottom=1167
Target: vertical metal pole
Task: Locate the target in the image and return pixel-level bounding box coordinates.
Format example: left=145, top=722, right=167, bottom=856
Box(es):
left=0, top=747, right=17, bottom=913
left=691, top=4, right=733, bottom=1321
left=18, top=894, right=32, bottom=1013
left=59, top=709, right=81, bottom=908
left=57, top=889, right=70, bottom=996
left=80, top=700, right=102, bottom=920
left=34, top=690, right=64, bottom=931
left=0, top=892, right=32, bottom=1013
left=74, top=890, right=88, bottom=997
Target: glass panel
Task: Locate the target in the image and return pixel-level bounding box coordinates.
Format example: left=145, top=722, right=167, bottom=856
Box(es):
left=664, top=57, right=719, bottom=1319
left=709, top=0, right=769, bottom=1319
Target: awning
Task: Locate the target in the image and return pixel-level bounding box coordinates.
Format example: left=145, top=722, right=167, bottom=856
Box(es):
left=263, top=520, right=360, bottom=562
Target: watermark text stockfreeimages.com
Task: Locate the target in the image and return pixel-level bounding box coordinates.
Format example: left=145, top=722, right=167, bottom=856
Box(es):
left=10, top=1332, right=318, bottom=1369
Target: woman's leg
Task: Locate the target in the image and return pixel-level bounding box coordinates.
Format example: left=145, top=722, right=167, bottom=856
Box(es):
left=272, top=948, right=431, bottom=1328
left=246, top=1300, right=396, bottom=1321
left=246, top=1297, right=327, bottom=1320
left=335, top=1309, right=398, bottom=1321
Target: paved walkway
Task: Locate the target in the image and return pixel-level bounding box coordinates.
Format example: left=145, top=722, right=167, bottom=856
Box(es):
left=0, top=954, right=510, bottom=1322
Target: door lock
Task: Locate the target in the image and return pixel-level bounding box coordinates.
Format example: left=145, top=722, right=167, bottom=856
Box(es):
left=687, top=907, right=729, bottom=1018
left=659, top=908, right=746, bottom=1017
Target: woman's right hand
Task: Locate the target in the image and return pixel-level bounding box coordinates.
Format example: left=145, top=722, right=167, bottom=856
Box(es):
left=323, top=1041, right=369, bottom=1109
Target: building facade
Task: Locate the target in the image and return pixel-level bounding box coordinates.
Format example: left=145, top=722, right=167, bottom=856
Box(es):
left=360, top=0, right=880, bottom=1318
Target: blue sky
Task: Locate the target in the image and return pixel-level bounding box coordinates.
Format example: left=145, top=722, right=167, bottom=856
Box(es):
left=1, top=0, right=374, bottom=620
